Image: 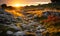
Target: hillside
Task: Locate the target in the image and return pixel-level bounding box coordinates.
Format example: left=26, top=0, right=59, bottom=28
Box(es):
left=0, top=3, right=60, bottom=36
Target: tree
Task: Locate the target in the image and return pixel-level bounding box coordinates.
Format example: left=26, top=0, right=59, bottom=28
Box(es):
left=1, top=4, right=7, bottom=9
left=51, top=0, right=60, bottom=3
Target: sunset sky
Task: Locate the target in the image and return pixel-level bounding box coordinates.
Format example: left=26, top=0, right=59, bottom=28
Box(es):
left=0, top=0, right=51, bottom=6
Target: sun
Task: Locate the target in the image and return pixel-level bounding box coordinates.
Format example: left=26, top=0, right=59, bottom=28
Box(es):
left=14, top=4, right=21, bottom=7
left=12, top=4, right=25, bottom=7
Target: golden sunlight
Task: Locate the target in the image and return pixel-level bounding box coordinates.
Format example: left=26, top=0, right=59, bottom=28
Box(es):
left=12, top=4, right=25, bottom=7
left=13, top=4, right=21, bottom=7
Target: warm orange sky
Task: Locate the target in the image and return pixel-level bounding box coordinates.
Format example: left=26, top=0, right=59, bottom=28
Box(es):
left=0, top=0, right=51, bottom=6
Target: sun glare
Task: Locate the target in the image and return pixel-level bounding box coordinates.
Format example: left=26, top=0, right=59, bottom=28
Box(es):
left=12, top=4, right=25, bottom=7
left=14, top=4, right=21, bottom=7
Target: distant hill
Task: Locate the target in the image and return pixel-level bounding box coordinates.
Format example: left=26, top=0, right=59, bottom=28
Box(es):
left=23, top=3, right=60, bottom=10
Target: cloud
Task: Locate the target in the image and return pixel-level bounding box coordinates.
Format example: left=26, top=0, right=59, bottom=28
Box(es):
left=0, top=0, right=51, bottom=5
